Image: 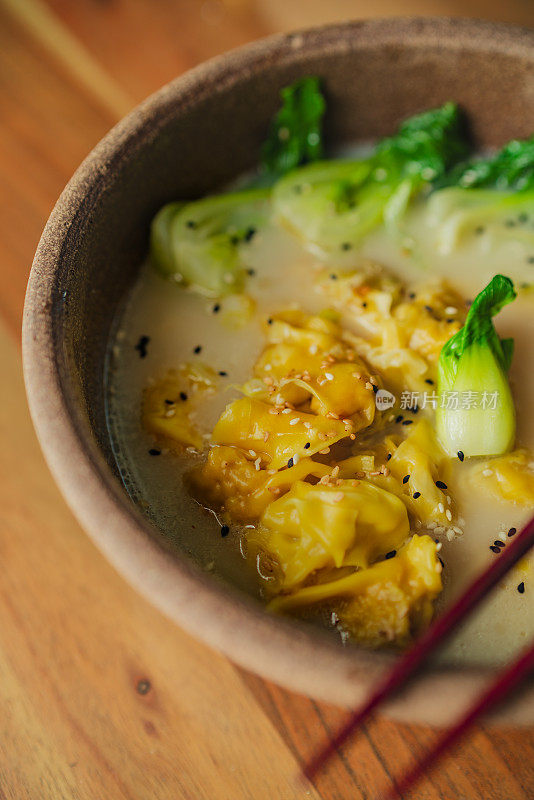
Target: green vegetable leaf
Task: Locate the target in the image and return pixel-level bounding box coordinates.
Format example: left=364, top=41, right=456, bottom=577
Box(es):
left=150, top=189, right=270, bottom=297
left=261, top=76, right=326, bottom=178
left=437, top=136, right=534, bottom=191
left=272, top=102, right=468, bottom=255
left=437, top=275, right=516, bottom=457
left=376, top=101, right=468, bottom=185
left=428, top=136, right=534, bottom=253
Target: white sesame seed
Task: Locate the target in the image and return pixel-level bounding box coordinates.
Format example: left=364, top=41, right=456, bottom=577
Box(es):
left=289, top=417, right=300, bottom=426
left=324, top=372, right=334, bottom=381
left=282, top=408, right=292, bottom=414
left=438, top=502, right=445, bottom=514
left=446, top=509, right=452, bottom=521
left=310, top=344, right=318, bottom=355
left=292, top=453, right=300, bottom=465
left=249, top=450, right=257, bottom=457
left=436, top=542, right=443, bottom=552
left=482, top=468, right=493, bottom=476
left=165, top=409, right=175, bottom=418
left=254, top=457, right=261, bottom=471
left=445, top=306, right=457, bottom=315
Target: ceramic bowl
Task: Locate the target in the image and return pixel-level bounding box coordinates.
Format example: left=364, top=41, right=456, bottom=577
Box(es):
left=23, top=18, right=534, bottom=724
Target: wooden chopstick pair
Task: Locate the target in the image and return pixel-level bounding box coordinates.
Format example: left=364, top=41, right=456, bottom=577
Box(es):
left=304, top=514, right=534, bottom=797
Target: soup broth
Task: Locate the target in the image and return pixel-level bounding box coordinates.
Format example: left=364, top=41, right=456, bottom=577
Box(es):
left=106, top=174, right=534, bottom=668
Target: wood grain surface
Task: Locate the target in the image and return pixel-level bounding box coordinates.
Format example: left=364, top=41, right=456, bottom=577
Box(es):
left=2, top=1, right=534, bottom=798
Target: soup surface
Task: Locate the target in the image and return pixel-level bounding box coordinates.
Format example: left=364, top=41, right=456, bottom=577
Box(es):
left=107, top=160, right=534, bottom=668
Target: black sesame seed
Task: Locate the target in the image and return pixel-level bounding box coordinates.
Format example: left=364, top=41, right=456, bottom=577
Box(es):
left=475, top=225, right=485, bottom=235
left=164, top=399, right=174, bottom=405
left=330, top=273, right=338, bottom=280
left=221, top=525, right=230, bottom=537
left=518, top=582, right=525, bottom=594
left=230, top=234, right=239, bottom=245
left=395, top=415, right=403, bottom=424
left=494, top=540, right=505, bottom=549
left=186, top=219, right=196, bottom=229
left=518, top=213, right=529, bottom=224
left=457, top=450, right=465, bottom=462
left=408, top=292, right=416, bottom=300
left=148, top=448, right=161, bottom=456
left=247, top=268, right=256, bottom=276
left=179, top=391, right=188, bottom=401
left=435, top=480, right=448, bottom=491
left=362, top=302, right=368, bottom=309
left=267, top=318, right=273, bottom=325
left=136, top=679, right=151, bottom=695
left=341, top=242, right=352, bottom=251
left=244, top=227, right=256, bottom=242
left=438, top=557, right=445, bottom=568
left=193, top=345, right=202, bottom=354
left=386, top=453, right=392, bottom=461
left=402, top=419, right=413, bottom=426
left=135, top=335, right=150, bottom=359
left=425, top=378, right=434, bottom=385
left=527, top=256, right=534, bottom=265
left=413, top=491, right=421, bottom=499
left=402, top=475, right=410, bottom=484
left=385, top=550, right=396, bottom=560
left=508, top=527, right=517, bottom=537
left=287, top=457, right=294, bottom=468
left=212, top=303, right=220, bottom=313
left=424, top=305, right=433, bottom=313
left=490, top=545, right=501, bottom=554
left=372, top=384, right=378, bottom=394
left=304, top=442, right=311, bottom=450
left=218, top=371, right=228, bottom=377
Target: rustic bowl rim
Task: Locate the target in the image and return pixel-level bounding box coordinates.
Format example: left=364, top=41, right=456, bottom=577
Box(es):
left=22, top=17, right=534, bottom=724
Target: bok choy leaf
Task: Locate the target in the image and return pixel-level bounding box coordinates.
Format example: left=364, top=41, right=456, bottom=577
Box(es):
left=272, top=102, right=468, bottom=256
left=436, top=275, right=517, bottom=457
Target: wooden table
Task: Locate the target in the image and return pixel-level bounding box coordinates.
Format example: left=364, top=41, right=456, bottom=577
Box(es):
left=1, top=2, right=533, bottom=798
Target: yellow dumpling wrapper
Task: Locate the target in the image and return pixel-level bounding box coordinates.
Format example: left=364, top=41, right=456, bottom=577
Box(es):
left=471, top=450, right=534, bottom=506
left=189, top=445, right=330, bottom=521
left=142, top=365, right=216, bottom=450
left=269, top=534, right=442, bottom=649
left=253, top=309, right=377, bottom=422
left=337, top=420, right=453, bottom=527
left=212, top=397, right=351, bottom=469
left=257, top=479, right=410, bottom=589
left=264, top=309, right=341, bottom=352
left=385, top=419, right=453, bottom=525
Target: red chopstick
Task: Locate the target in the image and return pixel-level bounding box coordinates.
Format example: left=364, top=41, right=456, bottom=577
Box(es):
left=304, top=513, right=534, bottom=781
left=383, top=641, right=534, bottom=799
